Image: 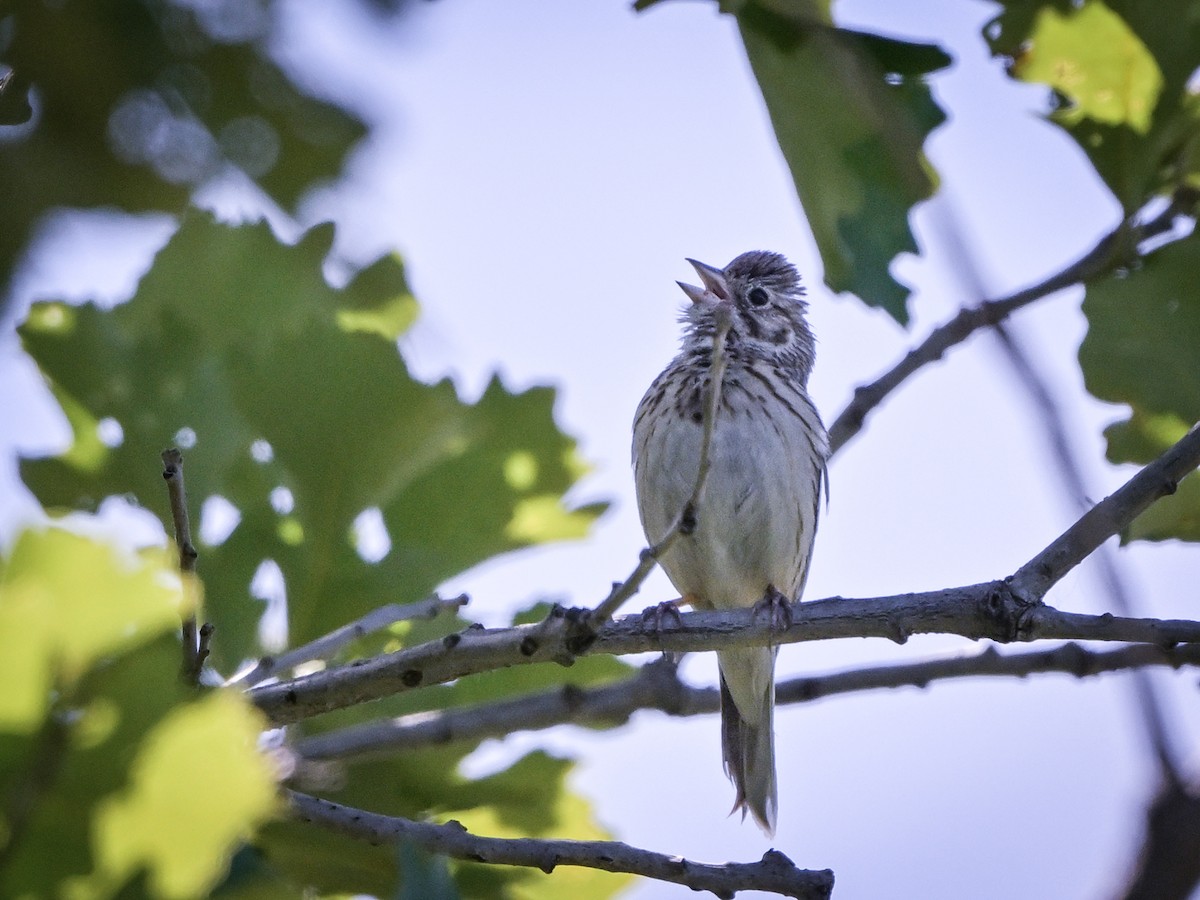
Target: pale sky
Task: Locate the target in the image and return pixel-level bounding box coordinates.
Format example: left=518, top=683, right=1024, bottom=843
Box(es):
left=2, top=1, right=1199, bottom=898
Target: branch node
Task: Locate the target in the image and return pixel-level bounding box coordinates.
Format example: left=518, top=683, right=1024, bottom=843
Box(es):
left=886, top=617, right=910, bottom=645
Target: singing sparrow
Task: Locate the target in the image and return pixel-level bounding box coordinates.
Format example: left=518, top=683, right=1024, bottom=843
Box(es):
left=632, top=251, right=828, bottom=835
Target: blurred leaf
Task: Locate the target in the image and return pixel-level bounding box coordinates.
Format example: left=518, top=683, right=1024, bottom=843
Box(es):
left=1080, top=234, right=1200, bottom=424
left=1012, top=2, right=1162, bottom=133
left=1101, top=411, right=1200, bottom=543
left=0, top=527, right=278, bottom=900
left=1125, top=469, right=1200, bottom=542
left=733, top=2, right=950, bottom=322
left=262, top=612, right=632, bottom=898
left=398, top=842, right=460, bottom=900
left=1104, top=410, right=1192, bottom=464
left=0, top=0, right=365, bottom=315
left=86, top=692, right=279, bottom=898
left=0, top=529, right=188, bottom=731
left=987, top=0, right=1200, bottom=212
left=18, top=213, right=605, bottom=674
left=256, top=818, right=406, bottom=899
left=448, top=752, right=632, bottom=900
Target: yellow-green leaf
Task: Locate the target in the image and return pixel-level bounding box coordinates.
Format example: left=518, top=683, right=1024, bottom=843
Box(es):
left=84, top=691, right=278, bottom=899
left=0, top=529, right=189, bottom=731
left=1014, top=0, right=1162, bottom=133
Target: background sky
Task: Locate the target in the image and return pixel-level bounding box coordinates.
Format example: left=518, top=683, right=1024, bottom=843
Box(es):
left=2, top=1, right=1199, bottom=898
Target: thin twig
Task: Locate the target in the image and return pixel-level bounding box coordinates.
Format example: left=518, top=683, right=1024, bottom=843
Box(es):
left=230, top=594, right=470, bottom=688
left=589, top=303, right=734, bottom=625
left=294, top=642, right=1200, bottom=761
left=246, top=422, right=1200, bottom=725
left=286, top=791, right=834, bottom=899
left=161, top=448, right=206, bottom=684
left=826, top=192, right=1195, bottom=458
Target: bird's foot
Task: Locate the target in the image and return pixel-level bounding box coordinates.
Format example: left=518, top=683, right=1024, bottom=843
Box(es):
left=639, top=596, right=687, bottom=633
left=753, top=585, right=794, bottom=633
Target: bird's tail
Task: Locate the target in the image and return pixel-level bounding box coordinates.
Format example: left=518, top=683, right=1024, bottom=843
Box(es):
left=717, top=646, right=777, bottom=836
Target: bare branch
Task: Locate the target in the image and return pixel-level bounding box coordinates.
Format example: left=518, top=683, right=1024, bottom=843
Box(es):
left=285, top=790, right=834, bottom=899
left=826, top=193, right=1195, bottom=457
left=295, top=643, right=1200, bottom=761
left=1010, top=422, right=1200, bottom=600
left=251, top=585, right=1200, bottom=727
left=589, top=303, right=734, bottom=625
left=248, top=423, right=1200, bottom=726
left=161, top=448, right=206, bottom=684
left=294, top=656, right=698, bottom=760
left=230, top=594, right=469, bottom=688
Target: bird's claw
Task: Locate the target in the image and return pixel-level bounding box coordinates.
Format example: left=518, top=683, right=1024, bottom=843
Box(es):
left=640, top=599, right=685, bottom=633
left=753, top=586, right=794, bottom=632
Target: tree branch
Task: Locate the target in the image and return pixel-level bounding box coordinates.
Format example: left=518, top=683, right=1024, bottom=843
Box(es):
left=1011, top=422, right=1200, bottom=600
left=251, top=585, right=1200, bottom=727
left=230, top=593, right=470, bottom=688
left=249, top=421, right=1200, bottom=726
left=826, top=192, right=1195, bottom=457
left=285, top=790, right=834, bottom=899
left=293, top=642, right=1200, bottom=761
left=161, top=448, right=207, bottom=684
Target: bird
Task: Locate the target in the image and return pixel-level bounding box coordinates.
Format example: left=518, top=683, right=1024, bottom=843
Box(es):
left=632, top=251, right=828, bottom=836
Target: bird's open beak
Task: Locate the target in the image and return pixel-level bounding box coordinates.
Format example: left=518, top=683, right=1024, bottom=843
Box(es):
left=677, top=258, right=729, bottom=304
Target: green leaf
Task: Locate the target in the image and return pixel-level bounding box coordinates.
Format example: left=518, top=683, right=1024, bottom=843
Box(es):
left=18, top=214, right=605, bottom=673
left=86, top=692, right=279, bottom=898
left=397, top=842, right=461, bottom=900
left=1081, top=235, right=1200, bottom=543
left=1102, top=412, right=1200, bottom=543
left=0, top=527, right=278, bottom=900
left=1104, top=410, right=1191, bottom=464
left=1125, top=469, right=1200, bottom=542
left=1080, top=234, right=1200, bottom=424
left=0, top=529, right=188, bottom=731
left=1012, top=2, right=1162, bottom=134
left=987, top=0, right=1200, bottom=212
left=734, top=3, right=950, bottom=322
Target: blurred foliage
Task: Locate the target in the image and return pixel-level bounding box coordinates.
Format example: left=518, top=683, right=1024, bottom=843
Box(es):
left=986, top=0, right=1200, bottom=212
left=18, top=215, right=605, bottom=672
left=986, top=0, right=1200, bottom=543
left=730, top=0, right=950, bottom=323
left=260, top=602, right=633, bottom=897
left=16, top=213, right=619, bottom=897
left=0, top=528, right=277, bottom=898
left=1081, top=235, right=1200, bottom=542
left=0, top=0, right=365, bottom=317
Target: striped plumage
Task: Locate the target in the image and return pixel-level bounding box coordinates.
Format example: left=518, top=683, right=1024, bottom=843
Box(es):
left=632, top=251, right=828, bottom=835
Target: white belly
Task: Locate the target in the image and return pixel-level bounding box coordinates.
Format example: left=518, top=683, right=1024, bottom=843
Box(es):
left=633, top=374, right=826, bottom=610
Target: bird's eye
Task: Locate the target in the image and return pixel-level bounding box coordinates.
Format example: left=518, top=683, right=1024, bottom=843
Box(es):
left=747, top=286, right=769, bottom=307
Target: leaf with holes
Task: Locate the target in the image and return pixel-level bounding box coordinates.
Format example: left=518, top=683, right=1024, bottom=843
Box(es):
left=18, top=215, right=605, bottom=670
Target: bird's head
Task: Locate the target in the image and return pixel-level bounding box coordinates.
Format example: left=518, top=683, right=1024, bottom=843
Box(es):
left=677, top=251, right=815, bottom=381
